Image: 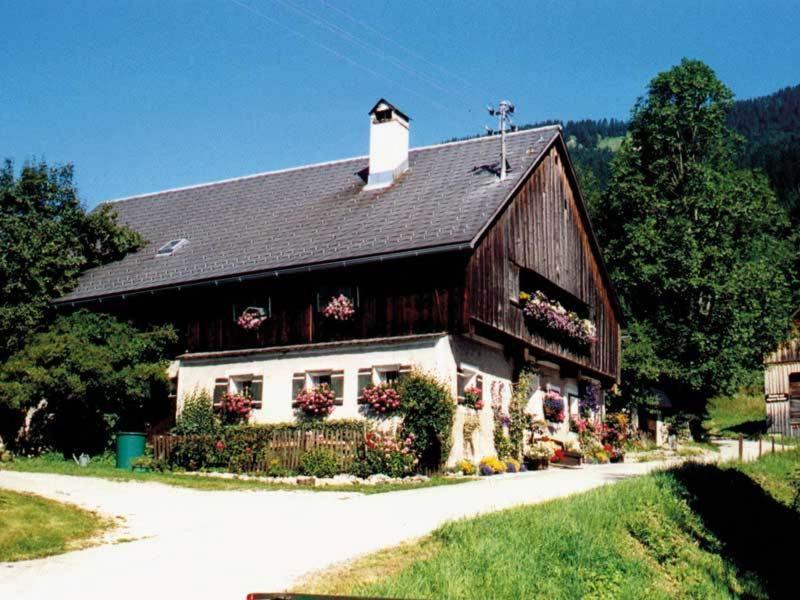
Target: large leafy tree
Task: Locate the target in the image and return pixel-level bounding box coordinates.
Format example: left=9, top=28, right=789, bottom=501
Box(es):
left=594, top=59, right=797, bottom=410
left=0, top=160, right=143, bottom=361
left=0, top=311, right=176, bottom=454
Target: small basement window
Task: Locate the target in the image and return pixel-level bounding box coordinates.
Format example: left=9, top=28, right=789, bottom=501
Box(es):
left=156, top=238, right=187, bottom=257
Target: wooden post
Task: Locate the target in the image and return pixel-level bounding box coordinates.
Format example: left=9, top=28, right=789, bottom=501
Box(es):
left=738, top=434, right=744, bottom=462
left=758, top=438, right=762, bottom=458
left=772, top=437, right=776, bottom=453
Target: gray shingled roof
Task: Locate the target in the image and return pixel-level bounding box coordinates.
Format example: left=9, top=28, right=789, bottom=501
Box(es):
left=59, top=126, right=560, bottom=302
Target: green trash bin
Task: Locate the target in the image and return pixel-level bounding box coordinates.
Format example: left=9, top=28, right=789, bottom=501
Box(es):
left=116, top=431, right=146, bottom=469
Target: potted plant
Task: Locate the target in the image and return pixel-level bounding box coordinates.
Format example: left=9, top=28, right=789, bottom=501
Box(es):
left=131, top=455, right=153, bottom=473
left=462, top=385, right=484, bottom=410
left=321, top=294, right=356, bottom=321
left=543, top=390, right=566, bottom=423
left=524, top=441, right=554, bottom=470
left=295, top=384, right=336, bottom=417
left=237, top=306, right=267, bottom=330
left=361, top=383, right=401, bottom=414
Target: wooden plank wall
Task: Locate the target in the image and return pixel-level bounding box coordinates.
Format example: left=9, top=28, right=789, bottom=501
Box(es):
left=467, top=145, right=620, bottom=381
left=112, top=254, right=467, bottom=353
left=764, top=360, right=800, bottom=396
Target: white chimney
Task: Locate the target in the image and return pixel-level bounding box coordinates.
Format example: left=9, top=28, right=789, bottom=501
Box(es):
left=365, top=99, right=410, bottom=190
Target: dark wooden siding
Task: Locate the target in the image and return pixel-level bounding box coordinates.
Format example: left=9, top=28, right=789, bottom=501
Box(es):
left=466, top=144, right=621, bottom=381
left=93, top=254, right=468, bottom=353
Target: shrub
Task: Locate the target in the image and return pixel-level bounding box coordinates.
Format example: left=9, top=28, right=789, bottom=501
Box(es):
left=170, top=435, right=214, bottom=471
left=174, top=389, right=220, bottom=436
left=300, top=448, right=340, bottom=478
left=479, top=456, right=507, bottom=475
left=503, top=457, right=521, bottom=473
left=354, top=431, right=417, bottom=478
left=397, top=370, right=455, bottom=471
left=456, top=459, right=476, bottom=476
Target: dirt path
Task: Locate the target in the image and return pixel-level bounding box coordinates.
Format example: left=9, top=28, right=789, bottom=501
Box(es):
left=0, top=440, right=776, bottom=600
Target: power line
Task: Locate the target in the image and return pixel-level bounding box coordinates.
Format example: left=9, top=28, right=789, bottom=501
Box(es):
left=269, top=0, right=477, bottom=111
left=227, top=0, right=453, bottom=115
left=317, top=0, right=485, bottom=99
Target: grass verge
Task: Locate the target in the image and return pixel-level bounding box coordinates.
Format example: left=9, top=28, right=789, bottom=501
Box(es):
left=0, top=490, right=109, bottom=562
left=704, top=390, right=766, bottom=438
left=296, top=449, right=800, bottom=599
left=0, top=455, right=469, bottom=495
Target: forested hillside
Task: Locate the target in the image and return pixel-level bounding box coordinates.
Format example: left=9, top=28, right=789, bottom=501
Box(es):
left=511, top=83, right=800, bottom=220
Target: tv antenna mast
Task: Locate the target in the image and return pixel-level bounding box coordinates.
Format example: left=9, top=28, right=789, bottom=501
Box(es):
left=486, top=100, right=516, bottom=180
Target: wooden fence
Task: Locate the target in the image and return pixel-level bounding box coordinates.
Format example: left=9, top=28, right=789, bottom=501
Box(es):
left=152, top=428, right=365, bottom=473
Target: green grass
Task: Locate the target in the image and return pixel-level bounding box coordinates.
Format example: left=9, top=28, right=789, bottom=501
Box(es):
left=298, top=450, right=800, bottom=599
left=0, top=490, right=109, bottom=562
left=704, top=390, right=766, bottom=438
left=0, top=455, right=469, bottom=495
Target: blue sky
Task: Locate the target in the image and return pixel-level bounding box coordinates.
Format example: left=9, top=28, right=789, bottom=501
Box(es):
left=2, top=0, right=798, bottom=207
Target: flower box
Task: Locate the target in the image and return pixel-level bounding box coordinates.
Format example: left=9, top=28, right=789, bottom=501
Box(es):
left=523, top=456, right=550, bottom=471
left=520, top=290, right=596, bottom=351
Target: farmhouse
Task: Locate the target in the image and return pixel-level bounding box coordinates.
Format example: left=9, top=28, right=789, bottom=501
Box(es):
left=56, top=100, right=622, bottom=464
left=765, top=310, right=800, bottom=437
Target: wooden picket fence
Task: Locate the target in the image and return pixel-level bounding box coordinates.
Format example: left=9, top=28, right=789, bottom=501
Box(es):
left=152, top=428, right=365, bottom=473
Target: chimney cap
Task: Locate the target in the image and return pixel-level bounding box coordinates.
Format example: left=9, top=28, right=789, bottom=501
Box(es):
left=368, top=98, right=410, bottom=123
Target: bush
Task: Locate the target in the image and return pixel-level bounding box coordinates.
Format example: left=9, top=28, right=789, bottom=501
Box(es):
left=300, top=448, right=340, bottom=478
left=479, top=456, right=507, bottom=475
left=170, top=435, right=214, bottom=471
left=456, top=459, right=475, bottom=475
left=354, top=431, right=417, bottom=478
left=397, top=370, right=455, bottom=471
left=174, top=389, right=220, bottom=436
left=503, top=457, right=521, bottom=473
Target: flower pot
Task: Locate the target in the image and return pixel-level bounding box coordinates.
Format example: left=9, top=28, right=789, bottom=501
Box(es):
left=610, top=454, right=624, bottom=464
left=561, top=451, right=583, bottom=467
left=523, top=457, right=549, bottom=471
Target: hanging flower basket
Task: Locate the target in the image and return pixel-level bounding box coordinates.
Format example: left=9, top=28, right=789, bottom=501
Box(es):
left=322, top=294, right=356, bottom=321
left=361, top=383, right=401, bottom=414
left=520, top=291, right=597, bottom=348
left=237, top=307, right=267, bottom=330
left=462, top=385, right=484, bottom=410
left=295, top=384, right=336, bottom=417
left=543, top=390, right=566, bottom=423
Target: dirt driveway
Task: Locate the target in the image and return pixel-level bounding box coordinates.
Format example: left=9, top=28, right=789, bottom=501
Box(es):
left=0, top=440, right=771, bottom=600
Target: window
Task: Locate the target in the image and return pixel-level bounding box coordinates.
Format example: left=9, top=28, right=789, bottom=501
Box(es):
left=456, top=365, right=482, bottom=404
left=292, top=370, right=344, bottom=405
left=212, top=375, right=263, bottom=409
left=518, top=267, right=589, bottom=318
left=356, top=365, right=411, bottom=403
left=156, top=239, right=187, bottom=257
left=790, top=373, right=800, bottom=398
left=232, top=298, right=272, bottom=321
left=316, top=285, right=360, bottom=311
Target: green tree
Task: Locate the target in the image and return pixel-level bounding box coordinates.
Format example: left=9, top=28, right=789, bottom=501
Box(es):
left=0, top=160, right=143, bottom=361
left=594, top=59, right=797, bottom=412
left=0, top=310, right=176, bottom=454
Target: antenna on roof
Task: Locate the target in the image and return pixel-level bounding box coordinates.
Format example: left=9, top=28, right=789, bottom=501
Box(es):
left=486, top=100, right=515, bottom=180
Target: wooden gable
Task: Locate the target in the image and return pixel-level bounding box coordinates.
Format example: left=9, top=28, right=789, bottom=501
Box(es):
left=466, top=137, right=621, bottom=381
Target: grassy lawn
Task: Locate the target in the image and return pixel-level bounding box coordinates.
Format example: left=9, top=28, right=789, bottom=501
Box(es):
left=704, top=389, right=766, bottom=438
left=0, top=455, right=469, bottom=495
left=297, top=450, right=800, bottom=599
left=0, top=490, right=109, bottom=562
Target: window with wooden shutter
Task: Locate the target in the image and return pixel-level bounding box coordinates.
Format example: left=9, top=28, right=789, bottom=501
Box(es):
left=357, top=368, right=373, bottom=404
left=457, top=368, right=469, bottom=404
left=330, top=370, right=345, bottom=405
left=291, top=373, right=305, bottom=406
left=212, top=378, right=229, bottom=408
left=250, top=376, right=263, bottom=409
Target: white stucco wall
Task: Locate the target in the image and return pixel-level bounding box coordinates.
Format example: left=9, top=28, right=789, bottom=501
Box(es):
left=175, top=333, right=523, bottom=468
left=176, top=335, right=457, bottom=423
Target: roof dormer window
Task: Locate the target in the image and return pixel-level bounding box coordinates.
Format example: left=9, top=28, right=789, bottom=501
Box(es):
left=156, top=239, right=187, bottom=257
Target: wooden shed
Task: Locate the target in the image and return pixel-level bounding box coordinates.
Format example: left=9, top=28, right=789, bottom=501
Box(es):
left=764, top=312, right=800, bottom=437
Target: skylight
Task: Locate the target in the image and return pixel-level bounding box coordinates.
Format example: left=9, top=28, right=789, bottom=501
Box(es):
left=156, top=239, right=187, bottom=257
